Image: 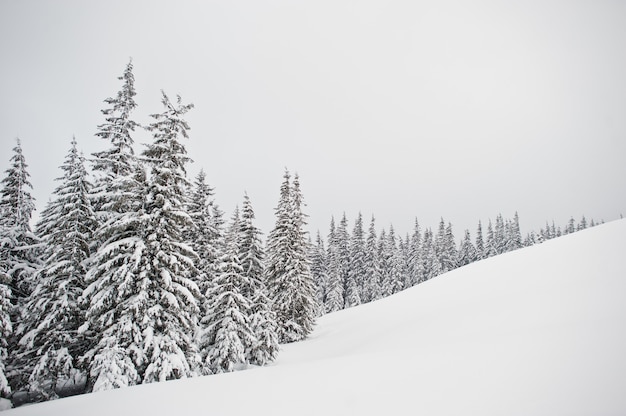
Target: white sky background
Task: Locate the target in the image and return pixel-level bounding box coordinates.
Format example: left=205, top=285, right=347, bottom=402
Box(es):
left=1, top=0, right=625, bottom=238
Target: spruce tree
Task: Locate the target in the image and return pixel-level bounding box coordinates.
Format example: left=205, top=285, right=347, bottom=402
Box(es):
left=325, top=218, right=343, bottom=313
left=420, top=228, right=441, bottom=281
left=407, top=219, right=423, bottom=287
left=485, top=220, right=498, bottom=257
left=0, top=139, right=39, bottom=302
left=16, top=139, right=97, bottom=399
left=336, top=214, right=350, bottom=308
left=387, top=226, right=404, bottom=294
left=506, top=212, right=522, bottom=252
left=91, top=60, right=139, bottom=216
left=0, top=273, right=10, bottom=398
left=457, top=229, right=477, bottom=267
left=186, top=170, right=221, bottom=301
left=378, top=229, right=393, bottom=298
left=310, top=231, right=328, bottom=315
left=82, top=92, right=201, bottom=390
left=345, top=213, right=365, bottom=308
left=494, top=214, right=506, bottom=254
left=203, top=209, right=255, bottom=373
left=238, top=194, right=279, bottom=366
left=363, top=216, right=381, bottom=302
left=0, top=139, right=39, bottom=398
left=475, top=220, right=484, bottom=261
left=265, top=171, right=316, bottom=343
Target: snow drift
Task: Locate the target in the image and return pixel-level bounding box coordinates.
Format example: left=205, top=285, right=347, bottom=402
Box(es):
left=7, top=219, right=626, bottom=415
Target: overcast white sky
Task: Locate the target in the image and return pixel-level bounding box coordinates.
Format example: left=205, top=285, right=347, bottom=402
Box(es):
left=1, top=0, right=625, bottom=238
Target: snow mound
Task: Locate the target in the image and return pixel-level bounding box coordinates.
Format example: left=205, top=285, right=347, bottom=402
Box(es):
left=7, top=219, right=626, bottom=415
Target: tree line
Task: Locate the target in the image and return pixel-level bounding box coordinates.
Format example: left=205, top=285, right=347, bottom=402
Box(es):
left=310, top=212, right=599, bottom=314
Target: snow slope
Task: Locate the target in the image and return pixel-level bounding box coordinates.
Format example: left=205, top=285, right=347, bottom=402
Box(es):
left=7, top=219, right=626, bottom=415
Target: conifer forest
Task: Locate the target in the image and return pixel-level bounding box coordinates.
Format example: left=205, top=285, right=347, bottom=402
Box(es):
left=0, top=62, right=603, bottom=407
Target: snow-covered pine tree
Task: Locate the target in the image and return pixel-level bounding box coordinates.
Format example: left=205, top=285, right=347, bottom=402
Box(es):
left=203, top=208, right=255, bottom=373
left=420, top=228, right=441, bottom=281
left=444, top=222, right=458, bottom=271
left=407, top=219, right=423, bottom=287
left=310, top=231, right=328, bottom=315
left=82, top=92, right=201, bottom=390
left=398, top=235, right=412, bottom=291
left=363, top=216, right=382, bottom=302
left=15, top=139, right=97, bottom=400
left=238, top=194, right=264, bottom=300
left=265, top=171, right=316, bottom=343
left=435, top=219, right=456, bottom=273
left=0, top=272, right=10, bottom=398
left=325, top=218, right=343, bottom=313
left=457, top=229, right=477, bottom=267
left=378, top=228, right=394, bottom=298
left=494, top=214, right=507, bottom=254
left=238, top=194, right=279, bottom=366
left=0, top=139, right=39, bottom=302
left=186, top=170, right=221, bottom=302
left=475, top=220, right=485, bottom=261
left=336, top=214, right=351, bottom=308
left=345, top=213, right=364, bottom=308
left=505, top=212, right=522, bottom=252
left=578, top=215, right=587, bottom=231
left=91, top=59, right=139, bottom=216
left=386, top=226, right=404, bottom=294
left=565, top=217, right=576, bottom=235
left=485, top=220, right=498, bottom=258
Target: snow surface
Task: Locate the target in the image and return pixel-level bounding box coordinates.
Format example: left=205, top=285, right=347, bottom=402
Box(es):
left=7, top=219, right=626, bottom=415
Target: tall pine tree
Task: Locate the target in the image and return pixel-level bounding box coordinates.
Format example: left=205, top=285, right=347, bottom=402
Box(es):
left=82, top=92, right=201, bottom=390
left=16, top=138, right=97, bottom=399
left=202, top=208, right=255, bottom=373
left=265, top=171, right=316, bottom=343
left=239, top=194, right=279, bottom=366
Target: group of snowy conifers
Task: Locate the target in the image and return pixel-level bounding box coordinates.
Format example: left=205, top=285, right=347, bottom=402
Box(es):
left=0, top=61, right=316, bottom=405
left=0, top=61, right=599, bottom=407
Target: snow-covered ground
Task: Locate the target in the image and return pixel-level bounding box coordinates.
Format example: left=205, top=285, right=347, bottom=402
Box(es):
left=7, top=219, right=626, bottom=415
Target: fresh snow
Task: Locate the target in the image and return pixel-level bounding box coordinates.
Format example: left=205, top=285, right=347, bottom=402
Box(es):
left=6, top=219, right=626, bottom=415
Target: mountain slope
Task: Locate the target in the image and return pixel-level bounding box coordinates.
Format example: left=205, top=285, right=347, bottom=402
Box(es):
left=7, top=219, right=626, bottom=415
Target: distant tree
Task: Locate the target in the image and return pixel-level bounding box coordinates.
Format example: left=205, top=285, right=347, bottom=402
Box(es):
left=238, top=194, right=279, bottom=366
left=16, top=139, right=97, bottom=399
left=457, top=229, right=477, bottom=267
left=407, top=219, right=423, bottom=287
left=420, top=228, right=440, bottom=281
left=387, top=226, right=404, bottom=294
left=336, top=214, right=351, bottom=308
left=506, top=212, right=522, bottom=252
left=265, top=171, right=316, bottom=343
left=377, top=229, right=392, bottom=297
left=578, top=216, right=587, bottom=231
left=363, top=216, right=381, bottom=302
left=0, top=272, right=10, bottom=398
left=485, top=220, right=498, bottom=257
left=203, top=209, right=255, bottom=374
left=346, top=213, right=365, bottom=308
left=310, top=231, right=328, bottom=315
left=475, top=220, right=484, bottom=261
left=324, top=218, right=343, bottom=313
left=435, top=219, right=457, bottom=272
